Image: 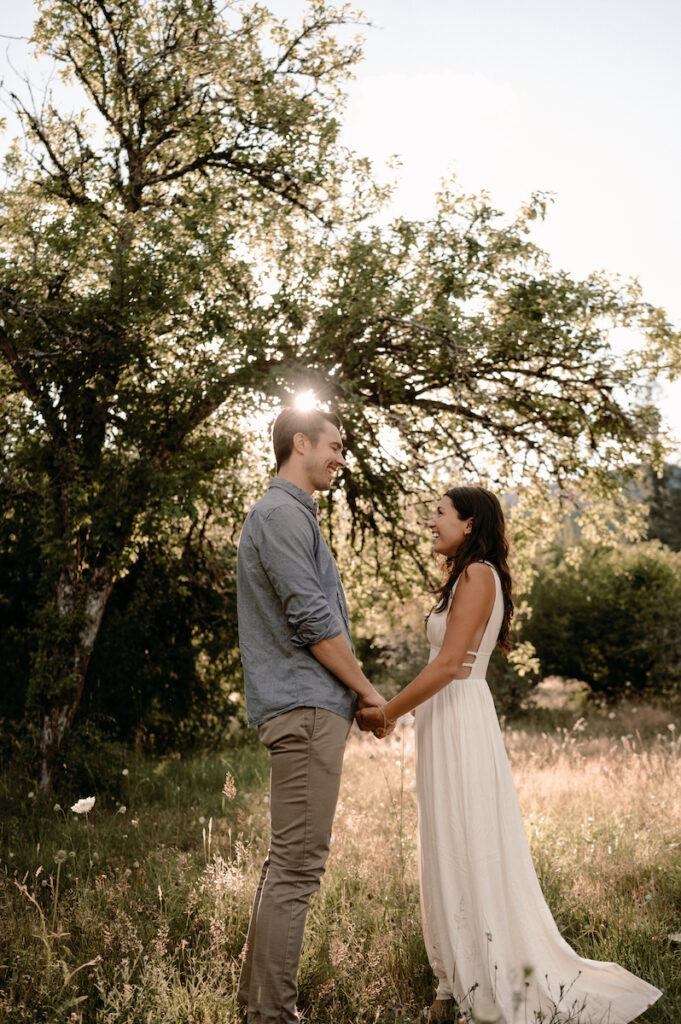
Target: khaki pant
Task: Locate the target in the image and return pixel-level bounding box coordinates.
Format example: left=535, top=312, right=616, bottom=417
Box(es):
left=238, top=707, right=352, bottom=1024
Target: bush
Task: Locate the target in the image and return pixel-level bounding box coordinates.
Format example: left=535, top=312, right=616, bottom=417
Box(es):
left=523, top=542, right=681, bottom=700
left=82, top=538, right=244, bottom=755
left=486, top=646, right=541, bottom=716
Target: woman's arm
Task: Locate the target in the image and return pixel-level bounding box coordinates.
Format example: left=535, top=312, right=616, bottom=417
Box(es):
left=357, top=563, right=495, bottom=731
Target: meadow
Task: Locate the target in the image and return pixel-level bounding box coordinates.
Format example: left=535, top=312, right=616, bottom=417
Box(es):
left=1, top=701, right=680, bottom=1024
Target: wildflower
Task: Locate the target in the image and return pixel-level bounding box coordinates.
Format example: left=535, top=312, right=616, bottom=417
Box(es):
left=54, top=849, right=68, bottom=864
left=472, top=994, right=502, bottom=1022
left=69, top=851, right=76, bottom=859
left=28, top=791, right=35, bottom=799
left=608, top=712, right=616, bottom=720
left=223, top=772, right=237, bottom=801
left=53, top=803, right=62, bottom=813
left=668, top=723, right=676, bottom=732
left=118, top=805, right=127, bottom=814
left=122, top=768, right=129, bottom=776
left=198, top=816, right=206, bottom=824
left=131, top=819, right=139, bottom=827
left=71, top=796, right=95, bottom=814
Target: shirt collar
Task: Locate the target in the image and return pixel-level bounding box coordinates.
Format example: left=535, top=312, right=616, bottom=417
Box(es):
left=269, top=477, right=319, bottom=518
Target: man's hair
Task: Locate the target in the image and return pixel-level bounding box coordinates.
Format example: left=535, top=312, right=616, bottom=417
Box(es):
left=272, top=407, right=342, bottom=470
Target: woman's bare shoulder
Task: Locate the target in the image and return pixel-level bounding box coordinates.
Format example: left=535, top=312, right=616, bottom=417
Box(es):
left=457, top=561, right=496, bottom=596
left=463, top=560, right=496, bottom=580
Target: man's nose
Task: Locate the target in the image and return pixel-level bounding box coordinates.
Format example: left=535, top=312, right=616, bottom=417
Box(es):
left=336, top=453, right=346, bottom=467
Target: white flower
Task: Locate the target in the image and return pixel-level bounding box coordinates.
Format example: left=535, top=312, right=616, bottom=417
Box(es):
left=118, top=805, right=127, bottom=814
left=71, top=796, right=96, bottom=814
left=122, top=768, right=129, bottom=776
left=27, top=791, right=35, bottom=799
left=53, top=803, right=62, bottom=812
left=472, top=995, right=502, bottom=1023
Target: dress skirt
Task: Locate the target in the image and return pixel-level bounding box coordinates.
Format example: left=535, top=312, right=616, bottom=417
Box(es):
left=415, top=676, right=662, bottom=1024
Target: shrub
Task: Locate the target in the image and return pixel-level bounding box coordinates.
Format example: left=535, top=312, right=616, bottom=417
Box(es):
left=523, top=542, right=681, bottom=700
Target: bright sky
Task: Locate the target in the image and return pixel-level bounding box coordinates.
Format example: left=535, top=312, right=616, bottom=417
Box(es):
left=2, top=0, right=680, bottom=449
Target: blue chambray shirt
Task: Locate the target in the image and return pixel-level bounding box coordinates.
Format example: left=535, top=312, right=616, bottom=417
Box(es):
left=236, top=477, right=356, bottom=727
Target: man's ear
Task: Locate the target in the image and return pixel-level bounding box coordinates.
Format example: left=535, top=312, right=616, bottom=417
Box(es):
left=291, top=431, right=309, bottom=456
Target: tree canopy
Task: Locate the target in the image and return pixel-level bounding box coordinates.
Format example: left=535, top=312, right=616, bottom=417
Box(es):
left=1, top=0, right=679, bottom=788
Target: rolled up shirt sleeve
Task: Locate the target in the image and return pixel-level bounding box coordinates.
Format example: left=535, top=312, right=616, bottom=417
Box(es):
left=252, top=505, right=345, bottom=647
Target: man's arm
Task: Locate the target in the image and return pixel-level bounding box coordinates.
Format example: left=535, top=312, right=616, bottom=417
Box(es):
left=309, top=633, right=385, bottom=707
left=253, top=506, right=385, bottom=707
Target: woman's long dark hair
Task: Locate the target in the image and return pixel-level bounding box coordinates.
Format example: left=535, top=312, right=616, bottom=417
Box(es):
left=433, top=485, right=514, bottom=651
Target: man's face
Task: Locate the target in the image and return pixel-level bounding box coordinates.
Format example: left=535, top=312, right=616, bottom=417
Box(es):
left=302, top=422, right=346, bottom=492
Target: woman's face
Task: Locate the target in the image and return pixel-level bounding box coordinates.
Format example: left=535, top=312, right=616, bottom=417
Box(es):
left=428, top=495, right=472, bottom=557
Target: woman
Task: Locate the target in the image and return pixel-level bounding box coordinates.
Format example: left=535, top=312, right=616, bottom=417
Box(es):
left=357, top=486, right=662, bottom=1024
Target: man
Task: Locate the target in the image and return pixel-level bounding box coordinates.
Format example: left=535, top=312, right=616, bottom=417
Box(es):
left=236, top=406, right=388, bottom=1024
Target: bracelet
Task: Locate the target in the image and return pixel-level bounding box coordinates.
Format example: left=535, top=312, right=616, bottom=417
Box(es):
left=379, top=706, right=395, bottom=731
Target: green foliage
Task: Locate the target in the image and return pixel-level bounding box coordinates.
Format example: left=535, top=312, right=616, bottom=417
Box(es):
left=83, top=532, right=244, bottom=755
left=486, top=647, right=541, bottom=717
left=644, top=462, right=681, bottom=551
left=1, top=0, right=679, bottom=786
left=0, top=519, right=245, bottom=793
left=523, top=543, right=681, bottom=700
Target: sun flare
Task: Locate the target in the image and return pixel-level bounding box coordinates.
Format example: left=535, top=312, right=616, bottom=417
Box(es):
left=293, top=390, right=317, bottom=412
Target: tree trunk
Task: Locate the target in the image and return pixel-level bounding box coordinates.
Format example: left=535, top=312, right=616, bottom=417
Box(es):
left=38, top=566, right=115, bottom=792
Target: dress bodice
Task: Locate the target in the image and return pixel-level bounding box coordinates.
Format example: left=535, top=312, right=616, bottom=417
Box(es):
left=426, top=561, right=503, bottom=679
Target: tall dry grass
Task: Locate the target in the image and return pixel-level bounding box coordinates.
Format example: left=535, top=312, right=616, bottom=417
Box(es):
left=1, top=704, right=680, bottom=1023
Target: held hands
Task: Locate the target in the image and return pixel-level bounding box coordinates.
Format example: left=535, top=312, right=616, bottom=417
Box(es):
left=355, top=693, right=395, bottom=739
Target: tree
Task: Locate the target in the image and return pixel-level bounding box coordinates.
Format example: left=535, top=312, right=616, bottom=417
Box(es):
left=1, top=0, right=678, bottom=788
left=1, top=0, right=372, bottom=789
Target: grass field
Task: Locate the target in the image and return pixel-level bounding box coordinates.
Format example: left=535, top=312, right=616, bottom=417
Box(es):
left=1, top=702, right=680, bottom=1023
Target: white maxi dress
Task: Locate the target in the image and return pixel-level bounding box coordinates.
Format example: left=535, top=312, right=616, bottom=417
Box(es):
left=415, top=562, right=662, bottom=1023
